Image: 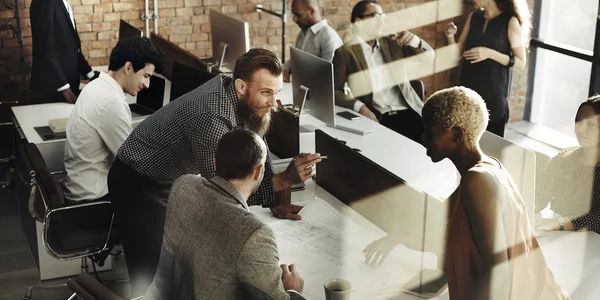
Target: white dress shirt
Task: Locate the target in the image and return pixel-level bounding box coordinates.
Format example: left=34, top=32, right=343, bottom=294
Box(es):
left=284, top=19, right=343, bottom=71
left=353, top=38, right=409, bottom=114
left=60, top=72, right=132, bottom=202
left=57, top=0, right=94, bottom=92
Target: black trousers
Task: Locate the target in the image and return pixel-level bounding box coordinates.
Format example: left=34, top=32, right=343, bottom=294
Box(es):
left=486, top=107, right=509, bottom=138
left=108, top=158, right=172, bottom=297
left=379, top=108, right=424, bottom=144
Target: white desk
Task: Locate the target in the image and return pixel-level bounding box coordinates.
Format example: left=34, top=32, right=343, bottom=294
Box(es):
left=252, top=179, right=600, bottom=300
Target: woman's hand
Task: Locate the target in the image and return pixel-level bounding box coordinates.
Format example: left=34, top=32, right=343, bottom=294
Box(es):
left=362, top=235, right=400, bottom=267
left=444, top=22, right=458, bottom=37
left=535, top=218, right=560, bottom=231
left=464, top=47, right=493, bottom=63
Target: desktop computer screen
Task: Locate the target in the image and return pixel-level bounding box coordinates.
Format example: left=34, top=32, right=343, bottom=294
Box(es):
left=150, top=33, right=207, bottom=81
left=209, top=10, right=250, bottom=72
left=170, top=62, right=215, bottom=101
left=290, top=47, right=336, bottom=127
left=119, top=20, right=142, bottom=40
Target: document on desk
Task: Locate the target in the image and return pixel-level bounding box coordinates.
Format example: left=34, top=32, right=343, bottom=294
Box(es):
left=269, top=198, right=441, bottom=300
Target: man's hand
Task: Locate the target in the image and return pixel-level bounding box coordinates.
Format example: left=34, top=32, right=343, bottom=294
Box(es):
left=358, top=105, right=378, bottom=122
left=392, top=30, right=415, bottom=46
left=281, top=264, right=304, bottom=293
left=62, top=88, right=78, bottom=104
left=283, top=153, right=322, bottom=185
left=362, top=235, right=401, bottom=267
left=270, top=203, right=303, bottom=220
left=283, top=69, right=291, bottom=83
left=90, top=70, right=101, bottom=81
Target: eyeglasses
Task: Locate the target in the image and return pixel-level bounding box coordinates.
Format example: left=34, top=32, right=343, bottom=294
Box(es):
left=360, top=12, right=385, bottom=19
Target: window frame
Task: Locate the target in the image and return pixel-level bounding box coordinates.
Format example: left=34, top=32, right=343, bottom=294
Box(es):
left=524, top=0, right=600, bottom=120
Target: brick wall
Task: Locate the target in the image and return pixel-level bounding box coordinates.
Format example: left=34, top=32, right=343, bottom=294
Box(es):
left=0, top=0, right=533, bottom=121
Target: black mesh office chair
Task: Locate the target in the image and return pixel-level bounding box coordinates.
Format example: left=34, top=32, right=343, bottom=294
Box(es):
left=19, top=143, right=117, bottom=300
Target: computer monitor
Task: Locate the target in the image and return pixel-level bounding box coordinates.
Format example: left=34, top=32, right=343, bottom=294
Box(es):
left=291, top=48, right=377, bottom=135
left=170, top=62, right=215, bottom=101
left=314, top=129, right=443, bottom=253
left=290, top=47, right=335, bottom=126
left=209, top=9, right=250, bottom=72
left=119, top=20, right=142, bottom=40
left=149, top=33, right=208, bottom=81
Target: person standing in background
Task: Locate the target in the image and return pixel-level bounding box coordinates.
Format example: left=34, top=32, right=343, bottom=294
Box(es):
left=283, top=0, right=343, bottom=82
left=29, top=0, right=98, bottom=104
left=444, top=0, right=531, bottom=137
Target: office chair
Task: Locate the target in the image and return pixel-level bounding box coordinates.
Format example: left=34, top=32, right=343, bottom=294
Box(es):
left=409, top=80, right=425, bottom=101
left=18, top=143, right=118, bottom=300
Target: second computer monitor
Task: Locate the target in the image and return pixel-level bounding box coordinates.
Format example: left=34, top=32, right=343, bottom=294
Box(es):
left=290, top=47, right=336, bottom=127
left=119, top=20, right=142, bottom=40
left=209, top=10, right=250, bottom=72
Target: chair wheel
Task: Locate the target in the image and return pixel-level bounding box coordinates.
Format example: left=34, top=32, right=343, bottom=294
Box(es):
left=22, top=296, right=31, bottom=300
left=113, top=250, right=123, bottom=262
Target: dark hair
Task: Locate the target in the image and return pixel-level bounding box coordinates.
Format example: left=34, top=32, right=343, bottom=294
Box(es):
left=351, top=0, right=379, bottom=23
left=233, top=48, right=283, bottom=82
left=494, top=0, right=531, bottom=46
left=215, top=129, right=266, bottom=180
left=108, top=37, right=164, bottom=73
left=579, top=95, right=600, bottom=116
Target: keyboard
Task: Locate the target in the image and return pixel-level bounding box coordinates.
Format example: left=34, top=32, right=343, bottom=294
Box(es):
left=129, top=104, right=154, bottom=117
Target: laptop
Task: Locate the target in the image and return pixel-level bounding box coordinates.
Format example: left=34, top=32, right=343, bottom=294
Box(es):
left=129, top=76, right=166, bottom=118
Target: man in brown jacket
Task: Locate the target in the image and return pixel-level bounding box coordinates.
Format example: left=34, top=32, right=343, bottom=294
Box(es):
left=333, top=0, right=435, bottom=143
left=145, top=129, right=306, bottom=300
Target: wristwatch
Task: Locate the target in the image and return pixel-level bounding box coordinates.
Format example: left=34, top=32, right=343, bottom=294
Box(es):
left=558, top=217, right=566, bottom=231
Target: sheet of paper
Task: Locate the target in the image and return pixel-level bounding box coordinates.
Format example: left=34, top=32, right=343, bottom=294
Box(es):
left=267, top=197, right=442, bottom=300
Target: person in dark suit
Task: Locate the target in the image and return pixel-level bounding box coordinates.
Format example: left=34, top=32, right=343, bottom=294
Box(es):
left=29, top=0, right=97, bottom=104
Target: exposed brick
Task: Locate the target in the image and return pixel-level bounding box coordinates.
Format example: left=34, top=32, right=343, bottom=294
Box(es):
left=93, top=3, right=113, bottom=13
left=103, top=12, right=121, bottom=22
left=78, top=23, right=93, bottom=32
left=89, top=49, right=107, bottom=58
left=93, top=22, right=111, bottom=31
left=73, top=5, right=94, bottom=14
left=79, top=32, right=97, bottom=41
left=160, top=9, right=176, bottom=18
left=113, top=2, right=142, bottom=12
left=98, top=31, right=116, bottom=40
left=74, top=13, right=103, bottom=23
left=1, top=38, right=18, bottom=48
left=93, top=40, right=111, bottom=49
left=184, top=0, right=203, bottom=6
left=82, top=0, right=100, bottom=3
left=176, top=8, right=194, bottom=17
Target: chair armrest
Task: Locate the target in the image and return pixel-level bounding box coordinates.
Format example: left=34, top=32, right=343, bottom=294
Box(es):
left=74, top=273, right=123, bottom=300
left=43, top=201, right=115, bottom=260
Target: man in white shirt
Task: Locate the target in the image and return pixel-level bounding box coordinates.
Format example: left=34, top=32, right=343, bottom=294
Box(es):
left=60, top=37, right=164, bottom=204
left=283, top=0, right=343, bottom=82
left=332, top=0, right=435, bottom=143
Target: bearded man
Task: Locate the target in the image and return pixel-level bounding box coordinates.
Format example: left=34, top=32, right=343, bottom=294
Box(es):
left=108, top=48, right=321, bottom=297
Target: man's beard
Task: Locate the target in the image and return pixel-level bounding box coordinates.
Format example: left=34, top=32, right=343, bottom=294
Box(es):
left=238, top=95, right=274, bottom=136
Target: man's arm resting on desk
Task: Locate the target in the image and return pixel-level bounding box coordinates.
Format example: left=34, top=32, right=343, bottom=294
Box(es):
left=237, top=225, right=306, bottom=300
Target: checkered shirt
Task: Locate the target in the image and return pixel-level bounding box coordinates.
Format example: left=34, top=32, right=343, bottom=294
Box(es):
left=116, top=74, right=279, bottom=207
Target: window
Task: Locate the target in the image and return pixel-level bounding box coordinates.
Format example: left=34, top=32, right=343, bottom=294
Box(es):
left=526, top=0, right=600, bottom=137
